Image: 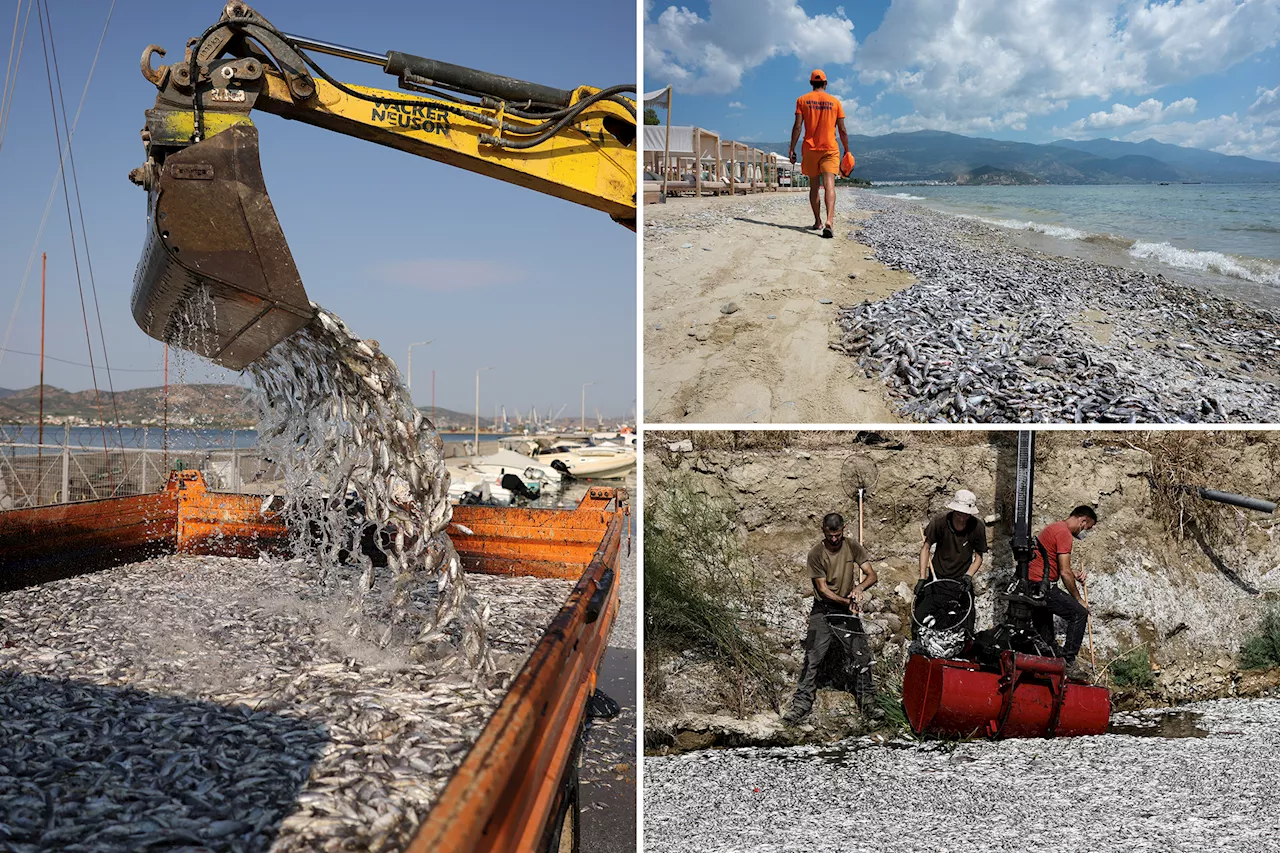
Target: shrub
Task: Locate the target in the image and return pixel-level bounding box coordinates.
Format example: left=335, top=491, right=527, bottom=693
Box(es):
left=644, top=476, right=780, bottom=714
left=1110, top=646, right=1156, bottom=689
left=1240, top=607, right=1280, bottom=670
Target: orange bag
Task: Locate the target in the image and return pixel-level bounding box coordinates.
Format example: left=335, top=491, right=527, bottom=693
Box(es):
left=840, top=151, right=856, bottom=177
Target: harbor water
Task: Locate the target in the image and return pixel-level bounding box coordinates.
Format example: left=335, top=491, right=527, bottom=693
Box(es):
left=871, top=183, right=1280, bottom=306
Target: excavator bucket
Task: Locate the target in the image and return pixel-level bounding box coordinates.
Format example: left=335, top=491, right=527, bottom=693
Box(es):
left=132, top=123, right=314, bottom=369
left=902, top=652, right=1110, bottom=739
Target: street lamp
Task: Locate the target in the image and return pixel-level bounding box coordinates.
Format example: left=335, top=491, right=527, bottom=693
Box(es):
left=475, top=366, right=494, bottom=458
left=406, top=340, right=433, bottom=402
left=581, top=381, right=596, bottom=433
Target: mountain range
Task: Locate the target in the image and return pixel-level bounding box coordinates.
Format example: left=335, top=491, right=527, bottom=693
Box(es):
left=761, top=130, right=1280, bottom=184
left=0, top=384, right=493, bottom=430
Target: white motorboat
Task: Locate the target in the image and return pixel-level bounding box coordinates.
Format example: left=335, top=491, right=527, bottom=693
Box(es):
left=534, top=446, right=636, bottom=479
left=447, top=467, right=514, bottom=505
left=447, top=463, right=546, bottom=505
left=455, top=448, right=564, bottom=485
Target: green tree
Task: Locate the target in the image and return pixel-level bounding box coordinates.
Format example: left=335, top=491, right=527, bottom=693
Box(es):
left=644, top=107, right=660, bottom=125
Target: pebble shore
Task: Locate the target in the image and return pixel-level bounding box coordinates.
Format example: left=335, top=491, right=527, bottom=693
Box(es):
left=645, top=697, right=1280, bottom=852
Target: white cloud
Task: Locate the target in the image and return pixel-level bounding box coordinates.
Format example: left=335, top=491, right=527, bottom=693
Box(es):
left=727, top=101, right=747, bottom=109
left=828, top=76, right=855, bottom=97
left=1126, top=113, right=1280, bottom=161
left=1054, top=97, right=1198, bottom=137
left=858, top=0, right=1280, bottom=127
left=1250, top=85, right=1280, bottom=126
left=645, top=1, right=856, bottom=95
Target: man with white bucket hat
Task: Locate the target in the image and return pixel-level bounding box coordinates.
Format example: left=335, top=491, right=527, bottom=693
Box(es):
left=916, top=489, right=988, bottom=643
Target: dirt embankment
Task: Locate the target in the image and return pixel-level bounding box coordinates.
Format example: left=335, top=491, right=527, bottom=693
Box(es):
left=644, top=430, right=1280, bottom=748
left=642, top=194, right=914, bottom=424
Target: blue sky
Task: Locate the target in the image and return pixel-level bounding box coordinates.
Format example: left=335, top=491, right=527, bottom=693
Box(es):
left=0, top=0, right=636, bottom=419
left=644, top=0, right=1280, bottom=159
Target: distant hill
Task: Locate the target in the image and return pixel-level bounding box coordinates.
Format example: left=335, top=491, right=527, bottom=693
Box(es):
left=0, top=383, right=501, bottom=430
left=0, top=384, right=258, bottom=427
left=957, top=165, right=1043, bottom=186
left=1053, top=138, right=1280, bottom=181
left=759, top=130, right=1280, bottom=184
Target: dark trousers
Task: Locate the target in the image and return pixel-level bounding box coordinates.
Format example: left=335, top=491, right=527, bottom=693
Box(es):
left=790, top=600, right=876, bottom=715
left=1032, top=586, right=1089, bottom=662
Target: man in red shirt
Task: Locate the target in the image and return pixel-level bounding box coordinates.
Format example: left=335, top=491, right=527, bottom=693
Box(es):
left=1026, top=506, right=1098, bottom=676
left=788, top=69, right=850, bottom=239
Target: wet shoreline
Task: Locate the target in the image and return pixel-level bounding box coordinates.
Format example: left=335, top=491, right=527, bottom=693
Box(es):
left=834, top=191, right=1280, bottom=423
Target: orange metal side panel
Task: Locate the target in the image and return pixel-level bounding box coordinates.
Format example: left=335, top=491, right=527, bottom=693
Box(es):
left=407, top=510, right=624, bottom=853
left=0, top=492, right=177, bottom=591
left=174, top=483, right=289, bottom=557
left=451, top=489, right=621, bottom=580
left=456, top=555, right=586, bottom=580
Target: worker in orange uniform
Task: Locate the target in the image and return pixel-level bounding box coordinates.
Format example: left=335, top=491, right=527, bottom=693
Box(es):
left=788, top=69, right=850, bottom=239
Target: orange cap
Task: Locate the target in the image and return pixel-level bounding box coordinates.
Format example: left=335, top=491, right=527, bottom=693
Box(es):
left=810, top=69, right=826, bottom=83
left=840, top=151, right=856, bottom=177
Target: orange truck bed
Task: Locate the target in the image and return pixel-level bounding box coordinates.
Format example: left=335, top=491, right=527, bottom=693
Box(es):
left=0, top=470, right=627, bottom=852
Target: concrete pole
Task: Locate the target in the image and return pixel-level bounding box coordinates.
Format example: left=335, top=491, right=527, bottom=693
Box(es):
left=475, top=366, right=493, bottom=457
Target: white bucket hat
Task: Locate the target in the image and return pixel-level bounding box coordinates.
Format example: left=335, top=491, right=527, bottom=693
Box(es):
left=946, top=489, right=980, bottom=516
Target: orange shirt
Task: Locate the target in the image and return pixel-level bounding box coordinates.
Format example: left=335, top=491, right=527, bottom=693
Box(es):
left=1027, top=520, right=1074, bottom=583
left=795, top=90, right=845, bottom=152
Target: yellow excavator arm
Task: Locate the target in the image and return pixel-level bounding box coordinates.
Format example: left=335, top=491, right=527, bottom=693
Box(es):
left=129, top=2, right=636, bottom=369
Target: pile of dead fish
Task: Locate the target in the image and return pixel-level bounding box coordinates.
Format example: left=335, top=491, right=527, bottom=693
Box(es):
left=247, top=306, right=485, bottom=670
left=833, top=194, right=1280, bottom=423
left=0, top=556, right=573, bottom=853
left=645, top=698, right=1280, bottom=852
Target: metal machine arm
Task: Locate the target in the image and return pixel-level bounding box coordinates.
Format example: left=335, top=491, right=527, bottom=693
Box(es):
left=129, top=2, right=636, bottom=369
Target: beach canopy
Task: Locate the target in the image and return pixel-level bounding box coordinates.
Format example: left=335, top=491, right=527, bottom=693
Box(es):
left=644, top=87, right=671, bottom=108
left=643, top=125, right=720, bottom=156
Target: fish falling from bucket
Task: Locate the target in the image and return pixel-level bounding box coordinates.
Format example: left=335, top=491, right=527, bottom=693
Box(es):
left=244, top=305, right=488, bottom=672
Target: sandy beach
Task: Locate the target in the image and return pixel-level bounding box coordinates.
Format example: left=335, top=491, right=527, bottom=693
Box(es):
left=643, top=193, right=915, bottom=424
left=645, top=190, right=1280, bottom=424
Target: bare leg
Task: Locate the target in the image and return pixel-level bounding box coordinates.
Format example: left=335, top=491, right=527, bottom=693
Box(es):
left=823, top=171, right=837, bottom=229
left=808, top=182, right=822, bottom=228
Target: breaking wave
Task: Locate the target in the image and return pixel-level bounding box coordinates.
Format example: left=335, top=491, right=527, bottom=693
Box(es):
left=888, top=192, right=927, bottom=200
left=1128, top=242, right=1280, bottom=286
left=957, top=214, right=1089, bottom=241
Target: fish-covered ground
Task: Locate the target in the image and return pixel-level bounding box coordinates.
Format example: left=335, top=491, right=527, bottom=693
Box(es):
left=644, top=698, right=1280, bottom=853
left=834, top=192, right=1280, bottom=423
left=580, top=540, right=637, bottom=852
left=0, top=556, right=572, bottom=853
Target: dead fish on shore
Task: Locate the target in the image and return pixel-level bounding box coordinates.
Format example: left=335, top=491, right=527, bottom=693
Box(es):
left=829, top=193, right=1280, bottom=425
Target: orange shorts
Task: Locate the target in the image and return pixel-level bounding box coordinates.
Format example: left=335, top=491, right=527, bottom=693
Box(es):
left=801, top=148, right=839, bottom=178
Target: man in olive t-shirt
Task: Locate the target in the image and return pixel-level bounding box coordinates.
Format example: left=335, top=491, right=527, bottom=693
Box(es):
left=782, top=512, right=883, bottom=725
left=916, top=489, right=988, bottom=641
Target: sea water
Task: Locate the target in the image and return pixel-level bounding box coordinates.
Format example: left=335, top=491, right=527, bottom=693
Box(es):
left=871, top=183, right=1280, bottom=306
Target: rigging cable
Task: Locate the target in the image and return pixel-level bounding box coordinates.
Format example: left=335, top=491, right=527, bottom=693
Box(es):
left=35, top=0, right=111, bottom=484
left=0, top=347, right=162, bottom=372
left=44, top=0, right=123, bottom=451
left=0, top=0, right=32, bottom=154
left=0, top=0, right=115, bottom=384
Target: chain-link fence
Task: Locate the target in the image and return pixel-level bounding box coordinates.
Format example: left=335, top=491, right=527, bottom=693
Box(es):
left=0, top=442, right=281, bottom=510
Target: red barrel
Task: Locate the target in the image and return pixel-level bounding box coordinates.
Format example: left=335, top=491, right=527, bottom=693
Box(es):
left=902, top=653, right=1110, bottom=739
